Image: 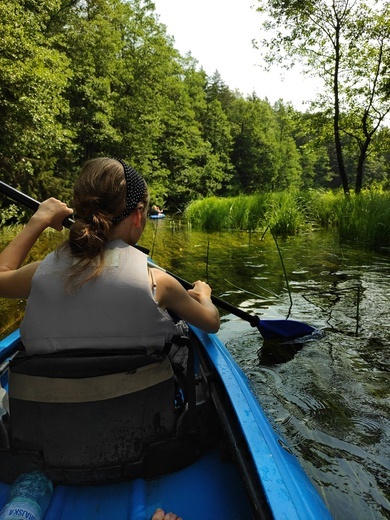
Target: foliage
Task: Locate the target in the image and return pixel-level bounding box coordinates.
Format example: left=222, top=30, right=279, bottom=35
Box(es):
left=228, top=96, right=281, bottom=192
left=0, top=0, right=72, bottom=196
left=1, top=0, right=390, bottom=216
left=255, top=0, right=390, bottom=195
left=0, top=205, right=27, bottom=226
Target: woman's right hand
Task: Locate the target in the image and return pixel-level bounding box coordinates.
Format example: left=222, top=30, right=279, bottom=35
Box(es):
left=31, top=198, right=73, bottom=231
left=0, top=198, right=73, bottom=298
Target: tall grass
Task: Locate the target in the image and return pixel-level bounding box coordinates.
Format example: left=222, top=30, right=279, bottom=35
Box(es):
left=185, top=188, right=390, bottom=250
left=185, top=195, right=269, bottom=232
left=336, top=190, right=390, bottom=248
left=185, top=192, right=307, bottom=234
left=265, top=191, right=307, bottom=235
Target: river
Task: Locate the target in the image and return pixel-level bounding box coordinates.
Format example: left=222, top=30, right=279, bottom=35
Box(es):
left=0, top=218, right=389, bottom=519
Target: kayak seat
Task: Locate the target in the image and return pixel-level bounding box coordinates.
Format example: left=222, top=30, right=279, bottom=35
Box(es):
left=7, top=349, right=180, bottom=479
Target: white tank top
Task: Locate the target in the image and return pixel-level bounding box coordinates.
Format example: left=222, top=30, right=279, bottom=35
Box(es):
left=20, top=240, right=187, bottom=354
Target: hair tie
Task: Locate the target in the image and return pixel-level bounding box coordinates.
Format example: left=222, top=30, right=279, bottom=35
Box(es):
left=112, top=159, right=146, bottom=224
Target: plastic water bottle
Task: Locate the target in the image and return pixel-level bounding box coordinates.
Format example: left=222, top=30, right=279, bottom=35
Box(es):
left=0, top=471, right=53, bottom=520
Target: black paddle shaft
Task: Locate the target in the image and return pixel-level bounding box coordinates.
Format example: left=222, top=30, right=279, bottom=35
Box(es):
left=0, top=181, right=74, bottom=228
left=160, top=269, right=260, bottom=327
left=149, top=264, right=317, bottom=339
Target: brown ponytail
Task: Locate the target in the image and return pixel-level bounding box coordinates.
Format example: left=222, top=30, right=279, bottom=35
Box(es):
left=60, top=157, right=147, bottom=292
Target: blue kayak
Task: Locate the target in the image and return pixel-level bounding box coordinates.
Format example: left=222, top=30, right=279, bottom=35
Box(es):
left=149, top=213, right=165, bottom=219
left=0, top=327, right=332, bottom=520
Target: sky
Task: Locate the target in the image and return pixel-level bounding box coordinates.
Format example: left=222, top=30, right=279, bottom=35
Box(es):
left=152, top=0, right=322, bottom=109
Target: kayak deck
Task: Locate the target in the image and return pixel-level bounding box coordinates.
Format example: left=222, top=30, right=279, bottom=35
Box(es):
left=0, top=327, right=333, bottom=520
left=0, top=450, right=252, bottom=520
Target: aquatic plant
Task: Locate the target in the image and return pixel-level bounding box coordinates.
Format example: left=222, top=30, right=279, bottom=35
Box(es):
left=185, top=188, right=390, bottom=249
left=300, top=189, right=342, bottom=228
left=264, top=191, right=306, bottom=235
left=336, top=189, right=390, bottom=248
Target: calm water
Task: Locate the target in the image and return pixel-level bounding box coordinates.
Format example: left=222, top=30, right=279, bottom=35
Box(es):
left=1, top=219, right=389, bottom=519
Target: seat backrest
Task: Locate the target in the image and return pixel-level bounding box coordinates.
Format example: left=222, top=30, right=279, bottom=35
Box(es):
left=8, top=350, right=176, bottom=469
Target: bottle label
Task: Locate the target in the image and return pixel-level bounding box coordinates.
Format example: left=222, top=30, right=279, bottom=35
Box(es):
left=0, top=498, right=41, bottom=520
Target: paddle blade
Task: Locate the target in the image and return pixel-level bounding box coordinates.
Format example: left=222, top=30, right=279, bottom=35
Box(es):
left=257, top=319, right=316, bottom=341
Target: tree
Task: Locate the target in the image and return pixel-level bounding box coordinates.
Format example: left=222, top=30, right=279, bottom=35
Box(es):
left=293, top=111, right=339, bottom=188
left=154, top=72, right=214, bottom=208
left=273, top=101, right=302, bottom=189
left=255, top=0, right=390, bottom=194
left=206, top=70, right=237, bottom=111
left=61, top=0, right=125, bottom=164
left=0, top=0, right=72, bottom=198
left=184, top=69, right=234, bottom=195
left=228, top=96, right=280, bottom=192
left=342, top=4, right=390, bottom=192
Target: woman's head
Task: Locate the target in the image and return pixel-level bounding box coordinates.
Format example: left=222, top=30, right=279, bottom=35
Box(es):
left=64, top=157, right=148, bottom=289
left=73, top=157, right=148, bottom=226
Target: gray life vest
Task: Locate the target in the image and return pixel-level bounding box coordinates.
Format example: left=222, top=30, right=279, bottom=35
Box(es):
left=21, top=240, right=187, bottom=354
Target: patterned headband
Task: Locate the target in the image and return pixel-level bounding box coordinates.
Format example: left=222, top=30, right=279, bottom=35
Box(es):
left=112, top=159, right=146, bottom=224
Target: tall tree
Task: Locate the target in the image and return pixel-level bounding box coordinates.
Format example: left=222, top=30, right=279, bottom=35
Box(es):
left=61, top=0, right=125, bottom=164
left=228, top=96, right=280, bottom=192
left=206, top=70, right=237, bottom=111
left=111, top=2, right=212, bottom=207
left=185, top=68, right=234, bottom=195
left=0, top=0, right=71, bottom=198
left=255, top=0, right=390, bottom=194
left=343, top=4, right=390, bottom=193
left=273, top=101, right=302, bottom=189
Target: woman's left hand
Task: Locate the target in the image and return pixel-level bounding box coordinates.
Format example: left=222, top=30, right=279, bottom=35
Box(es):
left=187, top=280, right=212, bottom=303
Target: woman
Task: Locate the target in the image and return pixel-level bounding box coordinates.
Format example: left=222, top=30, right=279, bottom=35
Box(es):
left=1, top=157, right=220, bottom=354
left=0, top=159, right=201, bottom=519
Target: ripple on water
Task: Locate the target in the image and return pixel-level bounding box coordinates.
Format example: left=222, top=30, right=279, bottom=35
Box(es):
left=237, top=329, right=390, bottom=520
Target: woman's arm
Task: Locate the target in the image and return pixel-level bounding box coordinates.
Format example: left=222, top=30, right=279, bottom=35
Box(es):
left=153, top=269, right=220, bottom=333
left=0, top=198, right=73, bottom=298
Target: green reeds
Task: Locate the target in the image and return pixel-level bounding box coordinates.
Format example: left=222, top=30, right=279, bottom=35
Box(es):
left=185, top=191, right=306, bottom=235
left=299, top=189, right=342, bottom=228
left=336, top=190, right=390, bottom=248
left=185, top=194, right=269, bottom=232
left=184, top=196, right=232, bottom=231
left=185, top=188, right=390, bottom=250
left=265, top=191, right=306, bottom=235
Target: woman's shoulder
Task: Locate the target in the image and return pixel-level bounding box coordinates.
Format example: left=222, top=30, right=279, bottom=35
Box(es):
left=36, top=247, right=71, bottom=273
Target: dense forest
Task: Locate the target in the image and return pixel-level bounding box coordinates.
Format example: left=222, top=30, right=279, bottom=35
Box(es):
left=1, top=0, right=390, bottom=215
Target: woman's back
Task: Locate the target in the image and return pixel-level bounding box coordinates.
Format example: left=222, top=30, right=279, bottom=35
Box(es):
left=21, top=240, right=186, bottom=354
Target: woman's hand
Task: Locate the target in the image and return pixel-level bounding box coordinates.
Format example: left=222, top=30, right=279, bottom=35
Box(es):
left=153, top=270, right=220, bottom=333
left=187, top=280, right=212, bottom=303
left=31, top=198, right=73, bottom=232
left=0, top=198, right=72, bottom=282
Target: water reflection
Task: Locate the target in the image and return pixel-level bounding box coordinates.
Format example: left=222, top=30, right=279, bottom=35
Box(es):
left=1, top=219, right=389, bottom=519
left=164, top=224, right=389, bottom=520
left=258, top=341, right=304, bottom=365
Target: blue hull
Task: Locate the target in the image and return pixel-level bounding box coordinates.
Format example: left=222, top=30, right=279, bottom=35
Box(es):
left=0, top=328, right=332, bottom=520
